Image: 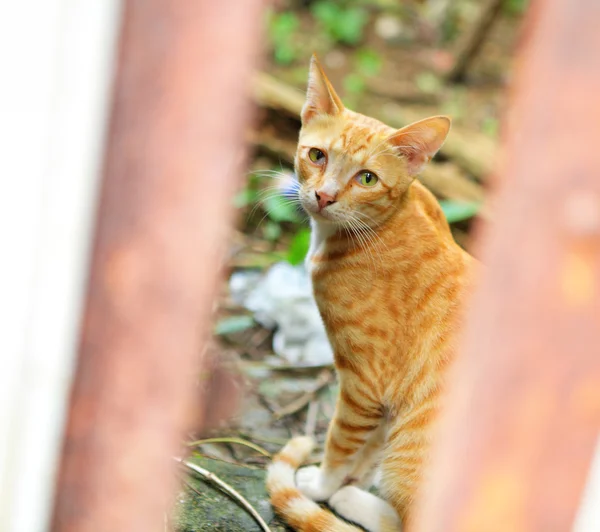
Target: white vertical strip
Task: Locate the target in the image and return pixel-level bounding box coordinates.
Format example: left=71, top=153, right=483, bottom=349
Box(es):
left=0, top=1, right=122, bottom=531
left=574, top=439, right=600, bottom=532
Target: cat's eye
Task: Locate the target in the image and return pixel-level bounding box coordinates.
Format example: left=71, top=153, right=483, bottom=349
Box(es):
left=308, top=148, right=326, bottom=164
left=356, top=171, right=378, bottom=187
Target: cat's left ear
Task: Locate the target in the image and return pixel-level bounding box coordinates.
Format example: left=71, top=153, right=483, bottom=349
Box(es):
left=387, top=116, right=451, bottom=176
left=302, top=54, right=345, bottom=124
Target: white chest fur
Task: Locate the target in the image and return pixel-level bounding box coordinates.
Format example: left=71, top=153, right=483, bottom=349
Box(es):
left=305, top=218, right=336, bottom=273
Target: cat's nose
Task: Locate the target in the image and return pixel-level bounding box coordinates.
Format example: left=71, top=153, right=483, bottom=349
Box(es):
left=315, top=190, right=337, bottom=210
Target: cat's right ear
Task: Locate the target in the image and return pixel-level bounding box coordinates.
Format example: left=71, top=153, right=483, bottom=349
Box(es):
left=302, top=55, right=345, bottom=124
left=387, top=116, right=451, bottom=176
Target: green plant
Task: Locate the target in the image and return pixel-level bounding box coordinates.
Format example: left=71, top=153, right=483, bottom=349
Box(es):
left=233, top=187, right=259, bottom=209
left=287, top=228, right=311, bottom=265
left=343, top=73, right=366, bottom=96
left=268, top=11, right=300, bottom=64
left=481, top=116, right=499, bottom=138
left=355, top=48, right=382, bottom=76
left=503, top=0, right=529, bottom=16
left=237, top=167, right=311, bottom=266
left=415, top=71, right=442, bottom=94
left=439, top=200, right=481, bottom=224
left=263, top=194, right=302, bottom=224
left=311, top=1, right=369, bottom=46
left=214, top=315, right=255, bottom=335
left=439, top=4, right=461, bottom=44
left=343, top=48, right=382, bottom=107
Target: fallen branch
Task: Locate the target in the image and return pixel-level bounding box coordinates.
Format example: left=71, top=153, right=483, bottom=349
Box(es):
left=254, top=72, right=304, bottom=116
left=273, top=369, right=334, bottom=420
left=366, top=77, right=441, bottom=105
left=420, top=163, right=484, bottom=204
left=445, top=0, right=505, bottom=83
left=177, top=457, right=273, bottom=532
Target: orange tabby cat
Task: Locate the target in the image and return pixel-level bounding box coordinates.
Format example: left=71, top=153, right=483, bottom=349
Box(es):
left=266, top=56, right=474, bottom=532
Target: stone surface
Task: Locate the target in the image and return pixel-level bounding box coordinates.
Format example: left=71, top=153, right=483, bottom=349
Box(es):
left=172, top=455, right=291, bottom=532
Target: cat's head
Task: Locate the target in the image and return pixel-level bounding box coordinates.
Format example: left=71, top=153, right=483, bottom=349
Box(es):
left=295, top=55, right=450, bottom=229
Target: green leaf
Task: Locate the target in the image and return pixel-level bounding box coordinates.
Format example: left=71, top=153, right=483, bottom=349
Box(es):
left=503, top=0, right=529, bottom=15
left=268, top=12, right=299, bottom=65
left=233, top=187, right=258, bottom=208
left=287, top=228, right=311, bottom=265
left=481, top=116, right=499, bottom=138
left=264, top=195, right=301, bottom=223
left=439, top=200, right=481, bottom=224
left=274, top=42, right=296, bottom=65
left=355, top=48, right=382, bottom=77
left=269, top=12, right=299, bottom=42
left=263, top=221, right=282, bottom=241
left=415, top=72, right=442, bottom=94
left=335, top=7, right=368, bottom=45
left=311, top=1, right=341, bottom=28
left=335, top=7, right=367, bottom=44
left=311, top=2, right=367, bottom=45
left=214, top=315, right=255, bottom=335
left=343, top=73, right=366, bottom=95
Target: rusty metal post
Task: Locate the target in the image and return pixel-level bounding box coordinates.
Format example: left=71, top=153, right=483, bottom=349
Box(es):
left=52, top=1, right=264, bottom=531
left=413, top=1, right=600, bottom=530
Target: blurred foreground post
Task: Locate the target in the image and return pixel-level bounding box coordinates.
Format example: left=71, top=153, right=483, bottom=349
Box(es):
left=414, top=1, right=600, bottom=531
left=52, top=1, right=263, bottom=531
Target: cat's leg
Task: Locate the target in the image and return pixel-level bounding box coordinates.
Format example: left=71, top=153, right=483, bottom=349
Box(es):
left=329, top=486, right=402, bottom=532
left=377, top=406, right=432, bottom=525
left=296, top=376, right=383, bottom=501
left=345, top=421, right=386, bottom=488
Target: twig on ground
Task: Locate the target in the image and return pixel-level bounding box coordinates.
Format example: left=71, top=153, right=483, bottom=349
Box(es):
left=187, top=436, right=272, bottom=458
left=273, top=369, right=334, bottom=420
left=305, top=399, right=319, bottom=438
left=177, top=457, right=273, bottom=532
left=239, top=432, right=290, bottom=446
left=191, top=450, right=262, bottom=470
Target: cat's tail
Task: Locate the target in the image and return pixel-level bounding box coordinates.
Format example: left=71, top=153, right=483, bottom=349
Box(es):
left=266, top=436, right=362, bottom=532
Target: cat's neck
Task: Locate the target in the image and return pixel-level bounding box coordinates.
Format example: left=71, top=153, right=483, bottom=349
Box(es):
left=307, top=218, right=337, bottom=259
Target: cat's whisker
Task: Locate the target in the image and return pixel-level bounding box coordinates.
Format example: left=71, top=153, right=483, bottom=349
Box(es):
left=346, top=214, right=386, bottom=273
left=345, top=218, right=371, bottom=274
left=354, top=212, right=390, bottom=254
left=248, top=189, right=280, bottom=219
left=248, top=190, right=303, bottom=221
left=249, top=168, right=294, bottom=178
left=345, top=215, right=380, bottom=275
left=254, top=184, right=300, bottom=201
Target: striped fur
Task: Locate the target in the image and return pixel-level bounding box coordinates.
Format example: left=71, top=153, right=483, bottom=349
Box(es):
left=267, top=56, right=474, bottom=531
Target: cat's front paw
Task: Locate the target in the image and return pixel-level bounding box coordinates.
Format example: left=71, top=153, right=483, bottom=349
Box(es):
left=330, top=486, right=402, bottom=532
left=296, top=466, right=340, bottom=501
left=329, top=486, right=360, bottom=519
